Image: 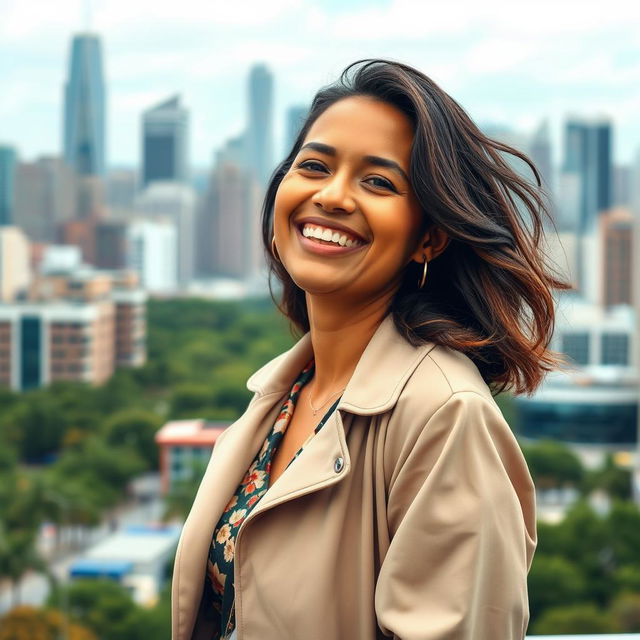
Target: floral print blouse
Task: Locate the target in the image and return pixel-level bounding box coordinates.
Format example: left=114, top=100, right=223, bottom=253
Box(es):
left=205, top=357, right=343, bottom=640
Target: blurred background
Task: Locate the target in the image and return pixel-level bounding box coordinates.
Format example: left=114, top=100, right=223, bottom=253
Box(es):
left=1, top=0, right=640, bottom=637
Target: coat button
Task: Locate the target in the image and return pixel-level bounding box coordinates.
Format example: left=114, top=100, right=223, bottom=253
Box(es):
left=334, top=456, right=344, bottom=473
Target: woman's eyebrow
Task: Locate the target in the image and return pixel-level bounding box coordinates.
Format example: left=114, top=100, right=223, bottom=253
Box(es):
left=299, top=141, right=409, bottom=183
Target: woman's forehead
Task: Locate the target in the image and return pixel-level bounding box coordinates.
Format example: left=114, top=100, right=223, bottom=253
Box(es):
left=303, top=96, right=414, bottom=161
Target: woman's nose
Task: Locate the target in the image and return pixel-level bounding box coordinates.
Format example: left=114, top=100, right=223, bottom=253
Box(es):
left=311, top=176, right=356, bottom=213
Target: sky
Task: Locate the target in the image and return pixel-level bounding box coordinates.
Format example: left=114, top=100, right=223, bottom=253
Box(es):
left=1, top=0, right=639, bottom=170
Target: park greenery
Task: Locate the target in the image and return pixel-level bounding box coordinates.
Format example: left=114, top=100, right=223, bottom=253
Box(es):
left=0, top=297, right=638, bottom=635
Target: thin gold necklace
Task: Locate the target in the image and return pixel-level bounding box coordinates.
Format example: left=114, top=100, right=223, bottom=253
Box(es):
left=308, top=384, right=346, bottom=416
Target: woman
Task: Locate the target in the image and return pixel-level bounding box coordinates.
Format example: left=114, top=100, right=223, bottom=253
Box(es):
left=172, top=59, right=572, bottom=640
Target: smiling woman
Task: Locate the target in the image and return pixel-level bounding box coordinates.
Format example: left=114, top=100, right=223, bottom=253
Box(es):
left=172, top=59, right=573, bottom=640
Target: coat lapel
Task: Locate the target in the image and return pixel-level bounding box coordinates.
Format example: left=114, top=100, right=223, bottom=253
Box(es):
left=235, top=313, right=438, bottom=511
left=246, top=313, right=437, bottom=416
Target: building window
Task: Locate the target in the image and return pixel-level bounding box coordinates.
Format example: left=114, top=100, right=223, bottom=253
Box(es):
left=562, top=332, right=589, bottom=366
left=21, top=316, right=41, bottom=390
left=601, top=333, right=629, bottom=366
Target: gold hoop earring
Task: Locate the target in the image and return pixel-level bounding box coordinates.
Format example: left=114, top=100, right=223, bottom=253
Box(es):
left=271, top=236, right=281, bottom=262
left=418, top=255, right=428, bottom=289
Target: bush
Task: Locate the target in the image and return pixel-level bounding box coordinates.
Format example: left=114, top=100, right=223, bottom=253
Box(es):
left=531, top=602, right=617, bottom=634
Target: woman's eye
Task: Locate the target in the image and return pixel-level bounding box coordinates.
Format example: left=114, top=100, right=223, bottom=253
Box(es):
left=365, top=176, right=397, bottom=192
left=298, top=160, right=327, bottom=172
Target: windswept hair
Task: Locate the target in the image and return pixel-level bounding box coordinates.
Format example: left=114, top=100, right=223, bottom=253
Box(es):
left=260, top=58, right=573, bottom=397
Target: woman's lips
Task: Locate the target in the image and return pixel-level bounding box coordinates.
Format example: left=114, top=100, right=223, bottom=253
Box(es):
left=295, top=224, right=367, bottom=256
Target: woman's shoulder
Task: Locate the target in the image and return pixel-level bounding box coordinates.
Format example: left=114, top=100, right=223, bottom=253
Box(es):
left=387, top=343, right=510, bottom=454
left=402, top=342, right=497, bottom=414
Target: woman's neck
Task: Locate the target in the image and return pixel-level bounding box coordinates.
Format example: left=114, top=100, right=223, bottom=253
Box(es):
left=305, top=295, right=390, bottom=401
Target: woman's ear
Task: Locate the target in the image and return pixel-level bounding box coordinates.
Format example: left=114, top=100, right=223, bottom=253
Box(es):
left=410, top=226, right=450, bottom=263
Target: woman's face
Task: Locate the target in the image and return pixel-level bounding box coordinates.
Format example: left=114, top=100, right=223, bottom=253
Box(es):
left=273, top=95, right=426, bottom=302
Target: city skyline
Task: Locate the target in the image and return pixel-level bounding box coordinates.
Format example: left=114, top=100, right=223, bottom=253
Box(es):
left=1, top=0, right=639, bottom=168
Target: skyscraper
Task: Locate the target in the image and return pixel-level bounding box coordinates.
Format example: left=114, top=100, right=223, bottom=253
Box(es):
left=562, top=116, right=613, bottom=233
left=528, top=120, right=553, bottom=195
left=246, top=64, right=274, bottom=186
left=63, top=33, right=107, bottom=176
left=528, top=120, right=556, bottom=228
left=197, top=136, right=263, bottom=280
left=142, top=95, right=189, bottom=188
left=0, top=145, right=17, bottom=226
left=14, top=156, right=77, bottom=243
left=285, top=105, right=308, bottom=154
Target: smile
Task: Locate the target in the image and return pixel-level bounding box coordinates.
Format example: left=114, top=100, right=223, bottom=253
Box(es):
left=295, top=224, right=368, bottom=256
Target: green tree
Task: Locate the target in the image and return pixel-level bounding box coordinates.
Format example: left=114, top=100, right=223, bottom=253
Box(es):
left=528, top=554, right=587, bottom=620
left=0, top=605, right=97, bottom=640
left=47, top=579, right=136, bottom=640
left=169, top=383, right=217, bottom=418
left=0, top=393, right=67, bottom=461
left=614, top=565, right=640, bottom=594
left=532, top=603, right=617, bottom=634
left=583, top=452, right=632, bottom=500
left=557, top=500, right=613, bottom=605
left=608, top=500, right=640, bottom=567
left=521, top=438, right=584, bottom=489
left=101, top=409, right=163, bottom=469
left=0, top=526, right=50, bottom=608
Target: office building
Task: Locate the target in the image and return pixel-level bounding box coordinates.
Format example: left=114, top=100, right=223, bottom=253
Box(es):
left=40, top=244, right=83, bottom=274
left=69, top=525, right=181, bottom=606
left=107, top=168, right=137, bottom=211
left=197, top=150, right=262, bottom=280
left=0, top=267, right=146, bottom=391
left=0, top=301, right=115, bottom=390
left=14, top=156, right=77, bottom=243
left=515, top=295, right=636, bottom=448
left=613, top=164, right=631, bottom=207
left=0, top=145, right=17, bottom=226
left=142, top=96, right=188, bottom=188
left=246, top=64, right=274, bottom=186
left=0, top=227, right=30, bottom=301
left=285, top=105, right=308, bottom=153
left=155, top=419, right=228, bottom=494
left=95, top=219, right=128, bottom=270
left=135, top=182, right=196, bottom=285
left=562, top=116, right=613, bottom=234
left=59, top=217, right=98, bottom=265
left=528, top=120, right=553, bottom=194
left=63, top=33, right=106, bottom=176
left=600, top=207, right=633, bottom=307
left=126, top=218, right=178, bottom=293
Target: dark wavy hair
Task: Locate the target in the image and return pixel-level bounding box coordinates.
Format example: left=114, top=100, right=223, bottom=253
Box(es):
left=260, top=58, right=573, bottom=397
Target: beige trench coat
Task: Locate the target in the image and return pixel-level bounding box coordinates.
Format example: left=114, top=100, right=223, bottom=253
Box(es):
left=171, top=313, right=537, bottom=640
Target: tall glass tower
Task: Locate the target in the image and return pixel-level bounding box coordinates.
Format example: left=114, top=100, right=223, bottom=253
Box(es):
left=142, top=95, right=189, bottom=188
left=246, top=64, right=274, bottom=187
left=0, top=145, right=17, bottom=225
left=563, top=117, right=613, bottom=234
left=63, top=33, right=106, bottom=176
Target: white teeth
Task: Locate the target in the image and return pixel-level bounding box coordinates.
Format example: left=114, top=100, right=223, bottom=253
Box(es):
left=301, top=224, right=362, bottom=247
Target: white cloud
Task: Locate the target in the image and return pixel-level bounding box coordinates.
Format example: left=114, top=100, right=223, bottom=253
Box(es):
left=1, top=0, right=639, bottom=164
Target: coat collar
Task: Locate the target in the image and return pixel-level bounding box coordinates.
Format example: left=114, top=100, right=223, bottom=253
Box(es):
left=246, top=313, right=438, bottom=416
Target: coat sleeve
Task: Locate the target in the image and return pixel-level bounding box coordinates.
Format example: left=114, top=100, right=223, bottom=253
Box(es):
left=374, top=391, right=537, bottom=640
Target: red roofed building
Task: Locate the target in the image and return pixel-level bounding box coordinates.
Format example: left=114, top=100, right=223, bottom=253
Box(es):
left=155, top=419, right=229, bottom=494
